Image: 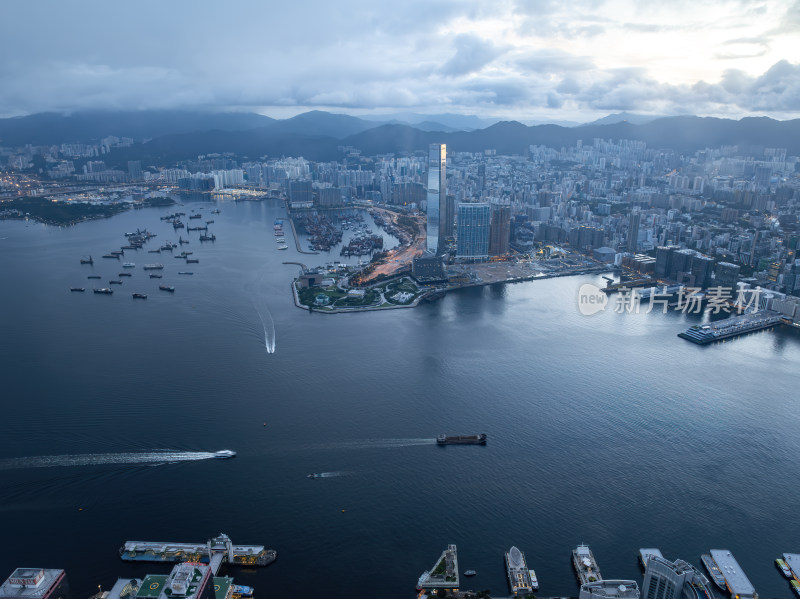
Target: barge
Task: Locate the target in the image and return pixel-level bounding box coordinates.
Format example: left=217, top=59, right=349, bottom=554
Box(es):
left=436, top=434, right=487, bottom=445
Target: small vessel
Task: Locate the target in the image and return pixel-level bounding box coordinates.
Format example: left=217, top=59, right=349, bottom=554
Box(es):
left=231, top=586, right=253, bottom=597
left=277, top=244, right=289, bottom=250
left=206, top=220, right=214, bottom=224
left=159, top=285, right=175, bottom=292
left=80, top=256, right=93, bottom=264
left=776, top=558, right=792, bottom=578
left=102, top=254, right=119, bottom=259
left=118, top=273, right=132, bottom=277
left=211, top=209, right=221, bottom=214
left=143, top=263, right=164, bottom=270
left=88, top=275, right=102, bottom=279
left=200, top=234, right=216, bottom=241
left=307, top=473, right=321, bottom=479
left=189, top=214, right=202, bottom=219
left=529, top=569, right=539, bottom=591
left=93, top=288, right=113, bottom=294
left=700, top=554, right=726, bottom=591
left=178, top=271, right=193, bottom=275
left=70, top=287, right=85, bottom=292
left=464, top=570, right=477, bottom=577
left=186, top=258, right=199, bottom=264
left=436, top=434, right=487, bottom=445
left=109, top=280, right=123, bottom=285
left=214, top=450, right=236, bottom=458
left=149, top=274, right=163, bottom=279
left=132, top=293, right=147, bottom=299
left=122, top=262, right=135, bottom=268
left=148, top=249, right=161, bottom=253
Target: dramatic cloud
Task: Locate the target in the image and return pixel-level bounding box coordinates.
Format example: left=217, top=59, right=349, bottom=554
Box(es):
left=0, top=0, right=798, bottom=121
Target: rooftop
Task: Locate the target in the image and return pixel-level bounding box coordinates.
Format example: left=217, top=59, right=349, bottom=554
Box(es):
left=709, top=550, right=756, bottom=596
left=581, top=580, right=641, bottom=599
left=0, top=569, right=65, bottom=599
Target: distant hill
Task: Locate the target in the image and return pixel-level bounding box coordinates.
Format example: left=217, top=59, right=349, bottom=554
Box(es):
left=92, top=113, right=800, bottom=167
left=0, top=110, right=275, bottom=146
left=359, top=112, right=497, bottom=131
left=583, top=112, right=664, bottom=126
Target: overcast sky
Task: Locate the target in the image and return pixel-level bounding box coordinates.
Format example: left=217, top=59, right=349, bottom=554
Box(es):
left=1, top=0, right=799, bottom=121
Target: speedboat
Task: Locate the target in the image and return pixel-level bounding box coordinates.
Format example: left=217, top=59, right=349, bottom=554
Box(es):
left=307, top=473, right=321, bottom=479
left=214, top=450, right=236, bottom=459
left=464, top=570, right=477, bottom=576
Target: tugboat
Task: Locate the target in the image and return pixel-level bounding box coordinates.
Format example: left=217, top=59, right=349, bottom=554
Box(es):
left=132, top=293, right=148, bottom=299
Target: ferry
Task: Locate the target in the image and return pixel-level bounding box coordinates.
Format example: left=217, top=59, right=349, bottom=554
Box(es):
left=573, top=544, right=602, bottom=585
left=700, top=554, right=726, bottom=591
left=436, top=434, right=487, bottom=445
left=132, top=293, right=147, bottom=299
left=505, top=546, right=535, bottom=594
left=214, top=450, right=236, bottom=458
left=776, top=559, right=792, bottom=578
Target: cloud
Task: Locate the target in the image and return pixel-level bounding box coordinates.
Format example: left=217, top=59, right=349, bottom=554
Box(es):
left=439, top=34, right=506, bottom=77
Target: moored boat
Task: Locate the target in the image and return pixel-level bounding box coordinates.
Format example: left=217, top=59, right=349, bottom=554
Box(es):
left=159, top=285, right=175, bottom=292
left=791, top=580, right=800, bottom=598
left=132, top=293, right=147, bottom=299
left=93, top=288, right=113, bottom=294
left=80, top=256, right=93, bottom=264
left=70, top=287, right=85, bottom=292
left=777, top=558, right=792, bottom=578
left=88, top=275, right=102, bottom=279
left=149, top=274, right=163, bottom=278
left=700, top=554, right=726, bottom=591
left=573, top=544, right=602, bottom=585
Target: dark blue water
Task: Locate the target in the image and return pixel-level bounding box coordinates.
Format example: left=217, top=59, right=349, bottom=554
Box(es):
left=1, top=198, right=799, bottom=599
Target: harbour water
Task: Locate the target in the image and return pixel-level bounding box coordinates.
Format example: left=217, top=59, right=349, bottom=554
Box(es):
left=1, top=197, right=800, bottom=598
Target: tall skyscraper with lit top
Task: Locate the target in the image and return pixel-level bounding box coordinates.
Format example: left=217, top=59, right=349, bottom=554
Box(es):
left=426, top=143, right=446, bottom=255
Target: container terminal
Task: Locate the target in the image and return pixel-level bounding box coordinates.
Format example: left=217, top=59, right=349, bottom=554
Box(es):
left=119, top=533, right=276, bottom=569
left=709, top=549, right=758, bottom=599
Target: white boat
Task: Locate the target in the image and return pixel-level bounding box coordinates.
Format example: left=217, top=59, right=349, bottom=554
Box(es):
left=529, top=569, right=539, bottom=590
left=122, top=262, right=135, bottom=268
left=277, top=244, right=289, bottom=250
left=214, top=450, right=236, bottom=458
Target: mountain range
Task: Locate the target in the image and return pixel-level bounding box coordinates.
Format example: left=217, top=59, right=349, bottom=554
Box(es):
left=2, top=110, right=799, bottom=165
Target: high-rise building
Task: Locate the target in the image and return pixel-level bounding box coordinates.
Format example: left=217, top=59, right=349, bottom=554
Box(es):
left=628, top=211, right=642, bottom=253
left=426, top=143, right=446, bottom=255
left=456, top=203, right=490, bottom=261
left=714, top=261, right=741, bottom=291
left=127, top=160, right=142, bottom=181
left=641, top=557, right=714, bottom=599
left=443, top=194, right=455, bottom=242
left=289, top=179, right=313, bottom=208
left=489, top=202, right=511, bottom=256
left=691, top=254, right=715, bottom=288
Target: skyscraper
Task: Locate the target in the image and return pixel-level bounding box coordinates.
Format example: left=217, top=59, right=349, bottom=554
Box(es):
left=641, top=557, right=714, bottom=599
left=489, top=202, right=511, bottom=256
left=628, top=211, right=641, bottom=253
left=426, top=143, right=446, bottom=255
left=457, top=203, right=490, bottom=261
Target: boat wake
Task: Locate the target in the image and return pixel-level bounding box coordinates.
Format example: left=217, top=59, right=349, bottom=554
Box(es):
left=307, top=471, right=347, bottom=479
left=254, top=306, right=276, bottom=354
left=0, top=450, right=221, bottom=471
left=314, top=438, right=436, bottom=450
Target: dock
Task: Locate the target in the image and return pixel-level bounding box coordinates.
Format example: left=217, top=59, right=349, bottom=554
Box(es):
left=679, top=311, right=783, bottom=344
left=119, top=533, right=276, bottom=572
left=417, top=545, right=459, bottom=591
left=709, top=549, right=757, bottom=599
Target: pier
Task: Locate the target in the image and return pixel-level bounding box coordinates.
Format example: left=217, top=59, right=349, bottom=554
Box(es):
left=417, top=545, right=459, bottom=591
left=119, top=533, right=276, bottom=572
left=678, top=311, right=783, bottom=344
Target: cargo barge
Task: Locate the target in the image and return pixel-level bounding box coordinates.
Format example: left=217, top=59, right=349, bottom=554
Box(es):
left=436, top=434, right=487, bottom=445
left=120, top=533, right=276, bottom=567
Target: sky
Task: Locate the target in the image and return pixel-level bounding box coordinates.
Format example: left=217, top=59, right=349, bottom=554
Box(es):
left=1, top=0, right=799, bottom=122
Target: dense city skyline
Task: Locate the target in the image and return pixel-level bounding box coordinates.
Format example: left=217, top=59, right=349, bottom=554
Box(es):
left=1, top=0, right=799, bottom=121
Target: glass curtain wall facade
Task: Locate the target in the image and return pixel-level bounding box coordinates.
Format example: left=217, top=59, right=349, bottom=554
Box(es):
left=426, top=143, right=446, bottom=255
left=457, top=203, right=490, bottom=261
